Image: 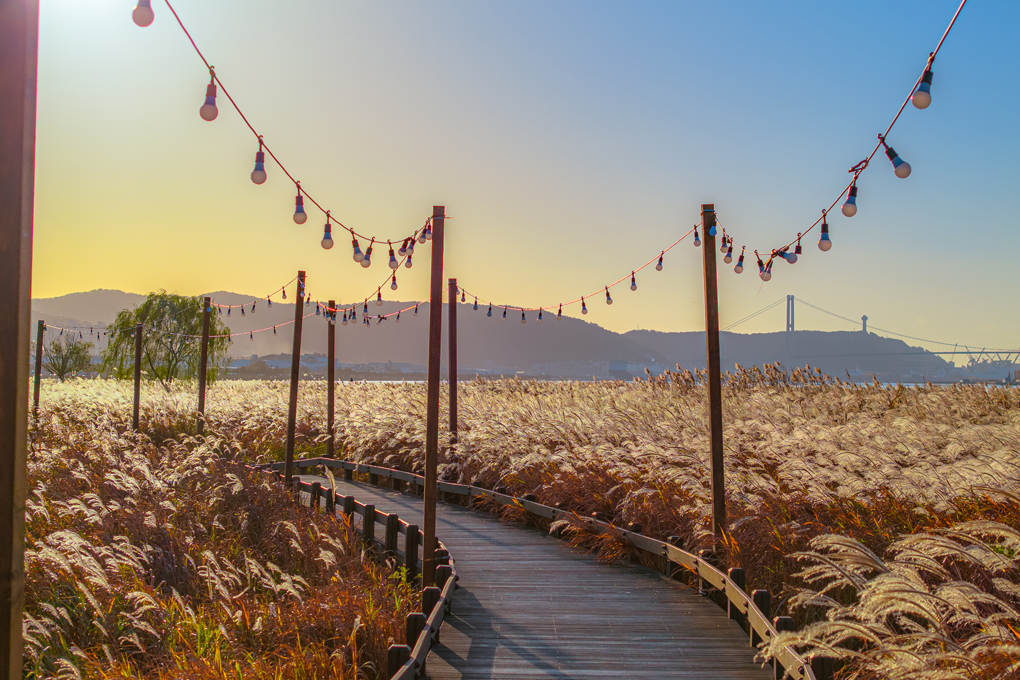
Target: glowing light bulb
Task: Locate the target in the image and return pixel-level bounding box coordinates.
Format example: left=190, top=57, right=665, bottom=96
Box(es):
left=199, top=75, right=218, bottom=121
left=912, top=68, right=933, bottom=109
left=694, top=229, right=701, bottom=247
left=473, top=298, right=478, bottom=311
left=538, top=310, right=543, bottom=323
left=321, top=221, right=333, bottom=250
left=251, top=141, right=267, bottom=184
left=390, top=275, right=398, bottom=291
left=361, top=241, right=373, bottom=268
left=656, top=252, right=664, bottom=271
left=605, top=287, right=613, bottom=305
left=581, top=298, right=588, bottom=315
left=487, top=304, right=492, bottom=317
left=352, top=238, right=364, bottom=262
left=818, top=218, right=832, bottom=251
left=132, top=0, right=154, bottom=27
left=557, top=304, right=562, bottom=320
left=388, top=245, right=399, bottom=269
left=630, top=272, right=637, bottom=291
left=724, top=245, right=733, bottom=264
left=521, top=311, right=526, bottom=324
left=735, top=248, right=745, bottom=274
left=842, top=185, right=858, bottom=217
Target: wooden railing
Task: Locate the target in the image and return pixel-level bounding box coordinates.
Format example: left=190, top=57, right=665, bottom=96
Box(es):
left=260, top=465, right=458, bottom=680
left=270, top=457, right=826, bottom=680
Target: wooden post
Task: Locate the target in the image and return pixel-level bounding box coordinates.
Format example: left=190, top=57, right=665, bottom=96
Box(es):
left=700, top=203, right=726, bottom=541
left=385, top=513, right=399, bottom=555
left=448, top=278, right=458, bottom=442
left=284, top=271, right=306, bottom=487
left=1, top=0, right=38, bottom=672
left=423, top=206, right=445, bottom=586
left=132, top=323, right=143, bottom=430
left=727, top=567, right=747, bottom=632
left=196, top=296, right=211, bottom=435
left=751, top=590, right=771, bottom=648
left=387, top=644, right=410, bottom=677
left=773, top=616, right=795, bottom=680
left=326, top=299, right=336, bottom=458
left=405, top=524, right=420, bottom=582
left=363, top=504, right=376, bottom=548
left=32, top=320, right=43, bottom=419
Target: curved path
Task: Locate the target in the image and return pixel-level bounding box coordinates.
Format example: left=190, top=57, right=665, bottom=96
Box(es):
left=301, top=475, right=770, bottom=680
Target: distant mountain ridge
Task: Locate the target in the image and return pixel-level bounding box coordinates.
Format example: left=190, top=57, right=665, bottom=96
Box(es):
left=31, top=289, right=954, bottom=379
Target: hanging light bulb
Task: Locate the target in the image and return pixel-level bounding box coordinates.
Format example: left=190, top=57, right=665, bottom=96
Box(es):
left=388, top=243, right=398, bottom=269
left=315, top=303, right=321, bottom=316
left=273, top=326, right=277, bottom=335
left=398, top=238, right=409, bottom=257
left=405, top=253, right=413, bottom=269
left=281, top=288, right=286, bottom=300
left=912, top=61, right=934, bottom=109
left=720, top=232, right=728, bottom=253
left=132, top=0, right=154, bottom=27
left=557, top=304, right=562, bottom=320
left=250, top=331, right=254, bottom=340
left=461, top=290, right=466, bottom=303
left=376, top=290, right=383, bottom=306
left=199, top=69, right=218, bottom=121
left=538, top=309, right=543, bottom=323
left=351, top=307, right=356, bottom=321
left=879, top=135, right=911, bottom=178
left=473, top=297, right=478, bottom=311
left=789, top=234, right=802, bottom=264
left=756, top=252, right=766, bottom=278
left=227, top=307, right=231, bottom=316
left=819, top=213, right=832, bottom=251
left=761, top=262, right=773, bottom=282
left=363, top=301, right=369, bottom=314
left=330, top=312, right=336, bottom=326
left=724, top=244, right=733, bottom=264
left=352, top=238, right=364, bottom=262
left=521, top=310, right=526, bottom=324
left=605, top=286, right=613, bottom=305
left=656, top=252, right=664, bottom=271
left=241, top=305, right=246, bottom=316
left=425, top=222, right=433, bottom=240
left=735, top=246, right=745, bottom=274
left=395, top=312, right=401, bottom=323
left=502, top=307, right=507, bottom=320
left=694, top=228, right=701, bottom=247
left=251, top=301, right=257, bottom=312
left=321, top=213, right=334, bottom=250
left=417, top=226, right=427, bottom=245
left=842, top=184, right=858, bottom=217
left=487, top=304, right=492, bottom=318
left=630, top=272, right=637, bottom=291
left=361, top=239, right=374, bottom=268
left=342, top=311, right=348, bottom=326
left=250, top=137, right=267, bottom=184
left=390, top=275, right=398, bottom=291
left=414, top=304, right=419, bottom=316
left=581, top=298, right=588, bottom=315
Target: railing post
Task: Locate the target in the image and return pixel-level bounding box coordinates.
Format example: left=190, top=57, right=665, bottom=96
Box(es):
left=448, top=277, right=458, bottom=442
left=700, top=203, right=726, bottom=542
left=369, top=471, right=379, bottom=486
left=32, top=320, right=43, bottom=420
left=387, top=644, right=410, bottom=677
left=385, top=513, right=399, bottom=555
left=0, top=0, right=38, bottom=670
left=342, top=495, right=355, bottom=517
left=326, top=299, right=336, bottom=458
left=728, top=567, right=748, bottom=633
left=343, top=466, right=353, bottom=481
left=423, top=206, right=446, bottom=586
left=132, top=323, right=143, bottom=430
left=284, top=271, right=306, bottom=487
left=197, top=296, right=211, bottom=435
left=751, top=590, right=771, bottom=648
left=310, top=482, right=321, bottom=512
left=362, top=504, right=376, bottom=548
left=404, top=525, right=419, bottom=582
left=773, top=616, right=795, bottom=680
left=325, top=485, right=335, bottom=515
left=811, top=655, right=834, bottom=680
left=405, top=612, right=425, bottom=649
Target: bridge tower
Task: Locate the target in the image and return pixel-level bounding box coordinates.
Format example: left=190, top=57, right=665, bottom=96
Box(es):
left=862, top=315, right=868, bottom=333
left=786, top=295, right=795, bottom=332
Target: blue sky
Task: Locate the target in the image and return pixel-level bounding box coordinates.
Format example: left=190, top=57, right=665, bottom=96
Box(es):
left=32, top=0, right=1020, bottom=350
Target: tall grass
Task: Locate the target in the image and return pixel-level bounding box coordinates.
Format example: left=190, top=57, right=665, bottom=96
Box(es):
left=32, top=368, right=1020, bottom=678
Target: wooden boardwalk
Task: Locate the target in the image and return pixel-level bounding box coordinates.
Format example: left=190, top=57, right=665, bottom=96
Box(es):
left=302, top=475, right=770, bottom=680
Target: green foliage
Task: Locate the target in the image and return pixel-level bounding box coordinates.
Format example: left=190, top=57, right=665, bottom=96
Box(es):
left=42, top=331, right=93, bottom=381
left=101, top=291, right=230, bottom=384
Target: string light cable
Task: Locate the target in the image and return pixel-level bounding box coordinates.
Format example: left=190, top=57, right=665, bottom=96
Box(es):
left=132, top=0, right=432, bottom=256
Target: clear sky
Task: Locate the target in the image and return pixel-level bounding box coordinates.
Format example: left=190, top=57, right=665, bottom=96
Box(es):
left=31, top=0, right=1020, bottom=349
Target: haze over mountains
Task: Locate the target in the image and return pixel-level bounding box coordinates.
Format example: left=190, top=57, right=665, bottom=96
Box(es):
left=32, top=289, right=957, bottom=380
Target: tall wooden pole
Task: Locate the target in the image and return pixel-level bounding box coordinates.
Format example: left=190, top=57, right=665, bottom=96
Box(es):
left=326, top=299, right=336, bottom=458
left=448, top=278, right=458, bottom=442
left=700, top=204, right=726, bottom=541
left=196, top=296, right=211, bottom=436
left=32, top=320, right=43, bottom=419
left=423, top=207, right=445, bottom=586
left=132, top=323, right=143, bottom=431
left=1, top=0, right=39, bottom=671
left=284, top=271, right=306, bottom=486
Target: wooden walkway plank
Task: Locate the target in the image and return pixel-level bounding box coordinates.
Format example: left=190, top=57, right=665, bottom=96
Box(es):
left=300, top=475, right=771, bottom=680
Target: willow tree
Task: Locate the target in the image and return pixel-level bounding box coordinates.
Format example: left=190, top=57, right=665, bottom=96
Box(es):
left=101, top=291, right=231, bottom=384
